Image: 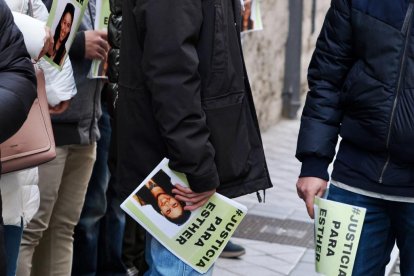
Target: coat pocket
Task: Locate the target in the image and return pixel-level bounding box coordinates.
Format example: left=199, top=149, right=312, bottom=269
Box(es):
left=205, top=1, right=228, bottom=98
left=203, top=92, right=251, bottom=183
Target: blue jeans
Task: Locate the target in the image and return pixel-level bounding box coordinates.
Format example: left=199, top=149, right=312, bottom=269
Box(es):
left=4, top=220, right=23, bottom=276
left=145, top=234, right=213, bottom=276
left=72, top=104, right=126, bottom=276
left=328, top=184, right=414, bottom=276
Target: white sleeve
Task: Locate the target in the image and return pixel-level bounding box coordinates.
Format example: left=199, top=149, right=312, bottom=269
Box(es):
left=38, top=57, right=78, bottom=107
left=31, top=0, right=48, bottom=21
left=11, top=12, right=45, bottom=60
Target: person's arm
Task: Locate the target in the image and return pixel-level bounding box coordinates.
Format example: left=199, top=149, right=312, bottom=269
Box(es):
left=32, top=0, right=49, bottom=21
left=141, top=0, right=219, bottom=195
left=295, top=0, right=355, bottom=218
left=11, top=12, right=51, bottom=61
left=69, top=30, right=109, bottom=61
left=0, top=0, right=36, bottom=144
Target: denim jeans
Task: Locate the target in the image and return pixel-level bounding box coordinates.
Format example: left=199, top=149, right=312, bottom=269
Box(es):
left=4, top=220, right=23, bottom=276
left=145, top=234, right=213, bottom=276
left=72, top=104, right=126, bottom=276
left=328, top=184, right=414, bottom=276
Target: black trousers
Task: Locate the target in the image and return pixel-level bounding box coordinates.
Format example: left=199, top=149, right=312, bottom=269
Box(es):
left=122, top=216, right=147, bottom=276
left=0, top=189, right=7, bottom=276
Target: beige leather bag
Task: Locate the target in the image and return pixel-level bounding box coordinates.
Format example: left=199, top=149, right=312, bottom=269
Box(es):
left=0, top=67, right=56, bottom=174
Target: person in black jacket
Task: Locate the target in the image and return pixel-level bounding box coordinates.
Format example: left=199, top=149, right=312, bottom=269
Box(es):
left=118, top=0, right=272, bottom=274
left=0, top=0, right=37, bottom=273
left=296, top=0, right=414, bottom=275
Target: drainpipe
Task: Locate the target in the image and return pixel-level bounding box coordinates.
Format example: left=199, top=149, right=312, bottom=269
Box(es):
left=311, top=0, right=317, bottom=34
left=282, top=0, right=304, bottom=119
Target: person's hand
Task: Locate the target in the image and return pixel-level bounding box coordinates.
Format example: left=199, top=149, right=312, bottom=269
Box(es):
left=84, top=30, right=109, bottom=61
left=49, top=100, right=70, bottom=114
left=37, top=26, right=53, bottom=61
left=296, top=177, right=328, bottom=219
left=172, top=184, right=216, bottom=211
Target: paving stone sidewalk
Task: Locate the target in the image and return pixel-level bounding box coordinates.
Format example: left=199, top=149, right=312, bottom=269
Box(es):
left=213, top=118, right=400, bottom=276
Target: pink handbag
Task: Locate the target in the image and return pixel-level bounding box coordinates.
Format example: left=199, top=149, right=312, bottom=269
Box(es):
left=0, top=67, right=56, bottom=174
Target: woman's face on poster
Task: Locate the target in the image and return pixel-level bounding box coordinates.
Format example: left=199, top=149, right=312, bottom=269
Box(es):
left=59, top=12, right=73, bottom=43
left=157, top=193, right=184, bottom=219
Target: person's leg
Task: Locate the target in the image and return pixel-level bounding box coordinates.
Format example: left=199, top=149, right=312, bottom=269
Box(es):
left=327, top=185, right=396, bottom=276
left=134, top=223, right=148, bottom=276
left=97, top=173, right=127, bottom=275
left=123, top=216, right=147, bottom=275
left=4, top=220, right=23, bottom=276
left=144, top=234, right=213, bottom=276
left=31, top=144, right=96, bottom=276
left=219, top=240, right=246, bottom=258
left=0, top=190, right=7, bottom=276
left=73, top=106, right=111, bottom=276
left=17, top=147, right=68, bottom=276
left=392, top=201, right=414, bottom=276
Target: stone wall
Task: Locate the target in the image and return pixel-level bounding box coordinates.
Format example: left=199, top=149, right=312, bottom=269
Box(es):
left=243, top=0, right=330, bottom=130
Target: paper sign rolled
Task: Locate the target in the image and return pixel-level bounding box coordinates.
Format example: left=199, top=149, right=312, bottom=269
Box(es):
left=314, top=197, right=366, bottom=276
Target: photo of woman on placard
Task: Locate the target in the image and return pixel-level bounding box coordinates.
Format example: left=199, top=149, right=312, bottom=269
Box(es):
left=242, top=0, right=254, bottom=32
left=47, top=3, right=74, bottom=66
left=134, top=170, right=191, bottom=226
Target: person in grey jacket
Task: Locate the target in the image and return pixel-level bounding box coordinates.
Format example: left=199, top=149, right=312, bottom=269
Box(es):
left=17, top=0, right=109, bottom=275
left=0, top=0, right=37, bottom=273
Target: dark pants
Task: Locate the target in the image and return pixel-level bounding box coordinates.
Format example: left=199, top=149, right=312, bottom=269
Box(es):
left=0, top=191, right=6, bottom=276
left=4, top=221, right=23, bottom=276
left=328, top=184, right=414, bottom=276
left=72, top=104, right=126, bottom=276
left=122, top=216, right=147, bottom=275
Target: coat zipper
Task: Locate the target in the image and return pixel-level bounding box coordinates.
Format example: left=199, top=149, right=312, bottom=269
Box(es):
left=379, top=2, right=414, bottom=183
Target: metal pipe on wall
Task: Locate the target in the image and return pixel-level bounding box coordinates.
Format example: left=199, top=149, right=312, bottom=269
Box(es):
left=282, top=0, right=304, bottom=119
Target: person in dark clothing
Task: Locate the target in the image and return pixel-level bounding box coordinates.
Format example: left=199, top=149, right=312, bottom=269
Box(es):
left=296, top=0, right=414, bottom=275
left=117, top=0, right=272, bottom=274
left=0, top=0, right=37, bottom=273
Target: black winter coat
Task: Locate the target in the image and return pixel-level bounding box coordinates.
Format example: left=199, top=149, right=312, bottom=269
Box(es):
left=297, top=0, right=414, bottom=197
left=0, top=1, right=36, bottom=273
left=106, top=0, right=122, bottom=117
left=0, top=0, right=36, bottom=146
left=117, top=0, right=271, bottom=198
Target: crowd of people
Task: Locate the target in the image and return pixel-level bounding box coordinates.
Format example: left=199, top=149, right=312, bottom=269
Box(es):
left=2, top=0, right=414, bottom=275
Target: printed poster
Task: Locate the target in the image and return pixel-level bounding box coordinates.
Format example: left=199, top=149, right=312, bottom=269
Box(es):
left=44, top=0, right=89, bottom=70
left=314, top=197, right=366, bottom=276
left=242, top=0, right=263, bottom=33
left=88, top=0, right=110, bottom=78
left=121, top=158, right=247, bottom=273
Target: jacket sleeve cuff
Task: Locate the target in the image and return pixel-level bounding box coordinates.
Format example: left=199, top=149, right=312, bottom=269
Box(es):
left=186, top=167, right=220, bottom=193
left=299, top=156, right=331, bottom=181
left=69, top=31, right=85, bottom=60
